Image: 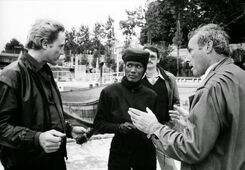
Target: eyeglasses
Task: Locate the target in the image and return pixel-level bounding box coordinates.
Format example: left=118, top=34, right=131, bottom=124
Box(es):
left=149, top=55, right=157, bottom=60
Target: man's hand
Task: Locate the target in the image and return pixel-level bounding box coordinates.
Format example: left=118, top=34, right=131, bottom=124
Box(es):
left=75, top=128, right=94, bottom=144
left=128, top=107, right=162, bottom=135
left=169, top=105, right=189, bottom=127
left=39, top=129, right=66, bottom=153
left=118, top=122, right=136, bottom=134
left=71, top=126, right=86, bottom=139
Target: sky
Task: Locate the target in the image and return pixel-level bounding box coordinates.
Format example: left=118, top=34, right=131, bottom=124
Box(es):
left=0, top=0, right=147, bottom=51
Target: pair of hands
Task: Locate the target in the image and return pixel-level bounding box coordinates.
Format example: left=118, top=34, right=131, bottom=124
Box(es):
left=39, top=126, right=86, bottom=153
left=128, top=105, right=189, bottom=135
left=169, top=105, right=189, bottom=128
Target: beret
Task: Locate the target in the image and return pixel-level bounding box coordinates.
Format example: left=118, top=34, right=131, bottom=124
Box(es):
left=122, top=48, right=150, bottom=68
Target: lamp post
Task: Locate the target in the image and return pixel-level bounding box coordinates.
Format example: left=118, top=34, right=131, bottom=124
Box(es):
left=176, top=13, right=180, bottom=77
left=99, top=61, right=104, bottom=85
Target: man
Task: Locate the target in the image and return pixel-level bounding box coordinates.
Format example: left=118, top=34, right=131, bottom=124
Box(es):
left=0, top=19, right=86, bottom=170
left=129, top=24, right=245, bottom=170
left=142, top=45, right=179, bottom=170
left=94, top=48, right=158, bottom=170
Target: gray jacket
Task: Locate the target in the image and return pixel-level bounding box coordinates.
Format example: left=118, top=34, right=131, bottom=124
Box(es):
left=152, top=58, right=245, bottom=170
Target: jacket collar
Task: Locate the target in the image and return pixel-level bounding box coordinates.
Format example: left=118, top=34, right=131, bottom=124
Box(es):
left=197, top=57, right=233, bottom=90
left=19, top=52, right=43, bottom=72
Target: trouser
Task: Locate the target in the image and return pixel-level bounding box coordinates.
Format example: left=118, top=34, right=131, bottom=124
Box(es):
left=156, top=150, right=178, bottom=170
left=108, top=148, right=156, bottom=170
left=1, top=150, right=66, bottom=170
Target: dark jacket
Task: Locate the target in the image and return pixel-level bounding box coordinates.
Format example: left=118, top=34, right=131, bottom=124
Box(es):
left=94, top=77, right=158, bottom=169
left=158, top=67, right=180, bottom=109
left=142, top=67, right=180, bottom=124
left=0, top=53, right=71, bottom=170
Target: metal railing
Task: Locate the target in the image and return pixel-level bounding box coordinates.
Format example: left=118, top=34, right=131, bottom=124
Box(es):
left=176, top=77, right=201, bottom=83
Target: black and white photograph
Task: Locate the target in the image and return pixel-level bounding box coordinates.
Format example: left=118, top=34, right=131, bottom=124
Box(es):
left=0, top=0, right=245, bottom=170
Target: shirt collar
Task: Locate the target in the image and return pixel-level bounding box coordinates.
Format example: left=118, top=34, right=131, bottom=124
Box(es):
left=143, top=68, right=165, bottom=80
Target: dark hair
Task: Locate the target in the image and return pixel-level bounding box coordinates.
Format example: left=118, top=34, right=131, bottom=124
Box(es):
left=26, top=19, right=65, bottom=50
left=143, top=45, right=160, bottom=59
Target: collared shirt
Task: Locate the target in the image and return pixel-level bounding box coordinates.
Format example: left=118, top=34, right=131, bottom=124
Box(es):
left=143, top=68, right=165, bottom=85
left=39, top=66, right=64, bottom=131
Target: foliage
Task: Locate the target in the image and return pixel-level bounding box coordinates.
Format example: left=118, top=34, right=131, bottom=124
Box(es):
left=104, top=16, right=116, bottom=49
left=76, top=25, right=92, bottom=54
left=92, top=22, right=106, bottom=54
left=231, top=48, right=245, bottom=70
left=159, top=56, right=179, bottom=75
left=120, top=7, right=145, bottom=49
left=104, top=16, right=116, bottom=71
left=140, top=0, right=245, bottom=46
left=159, top=55, right=193, bottom=76
left=80, top=54, right=89, bottom=66
left=4, top=38, right=24, bottom=54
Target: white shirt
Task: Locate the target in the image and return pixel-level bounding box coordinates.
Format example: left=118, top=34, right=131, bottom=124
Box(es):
left=143, top=68, right=165, bottom=85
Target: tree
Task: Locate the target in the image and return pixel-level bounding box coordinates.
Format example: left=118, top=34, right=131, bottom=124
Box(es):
left=104, top=16, right=116, bottom=72
left=80, top=54, right=89, bottom=66
left=193, top=0, right=245, bottom=43
left=91, top=22, right=106, bottom=68
left=64, top=27, right=79, bottom=61
left=231, top=48, right=245, bottom=70
left=120, top=7, right=145, bottom=49
left=76, top=25, right=92, bottom=54
left=159, top=56, right=179, bottom=76
left=4, top=38, right=24, bottom=54
left=140, top=1, right=177, bottom=46
left=64, top=25, right=94, bottom=63
left=140, top=0, right=245, bottom=46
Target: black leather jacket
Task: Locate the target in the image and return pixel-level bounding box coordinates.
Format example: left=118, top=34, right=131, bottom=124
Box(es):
left=0, top=53, right=71, bottom=169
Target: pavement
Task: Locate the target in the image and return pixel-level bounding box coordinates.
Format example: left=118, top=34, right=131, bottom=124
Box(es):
left=65, top=135, right=181, bottom=170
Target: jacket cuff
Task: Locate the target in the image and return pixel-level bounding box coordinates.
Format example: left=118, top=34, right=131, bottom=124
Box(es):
left=115, top=124, right=121, bottom=133
left=147, top=122, right=163, bottom=138
left=66, top=121, right=74, bottom=138
left=34, top=132, right=42, bottom=148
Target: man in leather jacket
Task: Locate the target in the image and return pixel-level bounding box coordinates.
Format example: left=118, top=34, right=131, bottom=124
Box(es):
left=0, top=19, right=86, bottom=170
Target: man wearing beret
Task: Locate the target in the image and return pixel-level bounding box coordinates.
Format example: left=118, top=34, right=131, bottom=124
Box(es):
left=94, top=48, right=158, bottom=170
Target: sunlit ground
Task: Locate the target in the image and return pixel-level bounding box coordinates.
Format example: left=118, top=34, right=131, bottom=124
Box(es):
left=65, top=135, right=181, bottom=170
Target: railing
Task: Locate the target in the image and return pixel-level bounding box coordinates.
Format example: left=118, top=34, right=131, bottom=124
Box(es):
left=63, top=100, right=99, bottom=126
left=176, top=77, right=201, bottom=83
left=76, top=72, right=124, bottom=84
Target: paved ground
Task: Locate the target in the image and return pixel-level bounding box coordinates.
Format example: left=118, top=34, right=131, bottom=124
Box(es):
left=66, top=135, right=112, bottom=170
left=65, top=135, right=181, bottom=170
